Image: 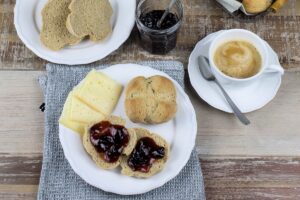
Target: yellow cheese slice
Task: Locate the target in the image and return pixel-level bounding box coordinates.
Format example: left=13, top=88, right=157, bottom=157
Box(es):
left=59, top=117, right=85, bottom=136
left=70, top=96, right=106, bottom=123
left=59, top=92, right=86, bottom=136
left=75, top=70, right=123, bottom=115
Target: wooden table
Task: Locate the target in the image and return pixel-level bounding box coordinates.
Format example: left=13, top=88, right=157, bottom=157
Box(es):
left=1, top=0, right=300, bottom=199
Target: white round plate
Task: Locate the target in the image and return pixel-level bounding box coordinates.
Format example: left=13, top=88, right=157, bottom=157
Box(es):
left=59, top=64, right=197, bottom=195
left=14, top=0, right=136, bottom=65
left=188, top=31, right=283, bottom=113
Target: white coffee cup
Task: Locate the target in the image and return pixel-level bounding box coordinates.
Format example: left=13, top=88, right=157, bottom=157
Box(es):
left=208, top=29, right=284, bottom=84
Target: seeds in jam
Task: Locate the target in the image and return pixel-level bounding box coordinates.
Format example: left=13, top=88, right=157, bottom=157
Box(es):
left=89, top=121, right=129, bottom=163
left=127, top=137, right=165, bottom=173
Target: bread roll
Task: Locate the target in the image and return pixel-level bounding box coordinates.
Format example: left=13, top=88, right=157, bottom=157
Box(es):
left=82, top=116, right=137, bottom=170
left=40, top=0, right=82, bottom=50
left=120, top=128, right=169, bottom=178
left=125, top=75, right=177, bottom=124
left=243, top=0, right=272, bottom=14
left=66, top=0, right=113, bottom=41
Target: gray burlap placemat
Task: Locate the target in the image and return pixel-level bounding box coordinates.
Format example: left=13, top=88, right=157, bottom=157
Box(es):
left=38, top=61, right=206, bottom=200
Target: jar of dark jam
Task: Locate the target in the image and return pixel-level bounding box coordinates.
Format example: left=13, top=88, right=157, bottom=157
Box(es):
left=136, top=0, right=183, bottom=55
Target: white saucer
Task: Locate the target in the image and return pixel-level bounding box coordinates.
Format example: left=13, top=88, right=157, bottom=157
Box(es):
left=188, top=31, right=284, bottom=113
left=59, top=64, right=197, bottom=195
left=14, top=0, right=136, bottom=65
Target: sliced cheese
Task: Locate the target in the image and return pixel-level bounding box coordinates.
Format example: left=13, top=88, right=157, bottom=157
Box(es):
left=59, top=92, right=86, bottom=136
left=60, top=117, right=85, bottom=136
left=75, top=70, right=122, bottom=115
left=70, top=96, right=106, bottom=123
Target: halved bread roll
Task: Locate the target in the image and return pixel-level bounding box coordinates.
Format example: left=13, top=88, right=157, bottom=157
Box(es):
left=40, top=0, right=82, bottom=50
left=66, top=0, right=113, bottom=41
left=82, top=116, right=137, bottom=170
left=120, top=128, right=169, bottom=178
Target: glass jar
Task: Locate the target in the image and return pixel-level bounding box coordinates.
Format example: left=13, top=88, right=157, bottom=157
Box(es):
left=136, top=0, right=183, bottom=55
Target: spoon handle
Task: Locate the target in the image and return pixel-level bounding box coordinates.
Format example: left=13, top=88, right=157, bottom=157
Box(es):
left=157, top=0, right=177, bottom=28
left=214, top=79, right=251, bottom=125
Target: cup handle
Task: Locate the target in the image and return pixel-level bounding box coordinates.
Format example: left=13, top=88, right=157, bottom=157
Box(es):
left=264, top=64, right=284, bottom=75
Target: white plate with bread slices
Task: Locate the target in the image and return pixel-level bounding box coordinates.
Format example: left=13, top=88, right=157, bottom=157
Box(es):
left=14, top=0, right=136, bottom=65
left=59, top=64, right=197, bottom=195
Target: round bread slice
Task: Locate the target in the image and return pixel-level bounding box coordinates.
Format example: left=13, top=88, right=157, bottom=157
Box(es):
left=82, top=116, right=137, bottom=170
left=66, top=0, right=113, bottom=41
left=40, top=0, right=82, bottom=50
left=120, top=128, right=170, bottom=178
left=125, top=75, right=177, bottom=124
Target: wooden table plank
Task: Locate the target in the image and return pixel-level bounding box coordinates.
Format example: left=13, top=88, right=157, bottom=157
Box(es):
left=0, top=154, right=42, bottom=185
left=1, top=154, right=300, bottom=200
left=1, top=70, right=299, bottom=156
left=202, top=157, right=300, bottom=199
left=0, top=184, right=38, bottom=200
left=1, top=0, right=300, bottom=70
left=0, top=71, right=44, bottom=154
left=188, top=71, right=300, bottom=156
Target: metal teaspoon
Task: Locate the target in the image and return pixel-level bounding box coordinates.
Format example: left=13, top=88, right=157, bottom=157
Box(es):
left=197, top=55, right=251, bottom=125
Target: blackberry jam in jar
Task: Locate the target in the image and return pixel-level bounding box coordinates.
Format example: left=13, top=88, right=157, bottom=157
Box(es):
left=136, top=0, right=183, bottom=55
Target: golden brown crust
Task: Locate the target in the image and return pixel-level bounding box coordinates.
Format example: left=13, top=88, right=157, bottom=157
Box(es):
left=82, top=116, right=136, bottom=170
left=243, top=0, right=272, bottom=14
left=125, top=76, right=177, bottom=124
left=120, top=128, right=169, bottom=178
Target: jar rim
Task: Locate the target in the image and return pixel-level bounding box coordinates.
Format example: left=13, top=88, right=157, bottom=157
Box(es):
left=136, top=0, right=184, bottom=34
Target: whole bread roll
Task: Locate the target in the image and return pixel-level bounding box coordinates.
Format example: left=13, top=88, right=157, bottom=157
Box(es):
left=125, top=75, right=177, bottom=124
left=243, top=0, right=273, bottom=14
left=120, top=128, right=169, bottom=178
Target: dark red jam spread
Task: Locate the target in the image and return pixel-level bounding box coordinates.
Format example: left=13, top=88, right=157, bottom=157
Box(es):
left=138, top=10, right=179, bottom=54
left=90, top=121, right=129, bottom=163
left=140, top=10, right=179, bottom=30
left=127, top=137, right=165, bottom=173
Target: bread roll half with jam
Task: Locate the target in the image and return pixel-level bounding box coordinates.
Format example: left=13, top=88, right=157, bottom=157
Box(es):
left=120, top=128, right=169, bottom=178
left=83, top=116, right=137, bottom=170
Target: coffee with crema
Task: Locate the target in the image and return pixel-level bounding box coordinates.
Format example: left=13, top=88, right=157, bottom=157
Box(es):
left=213, top=40, right=262, bottom=79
